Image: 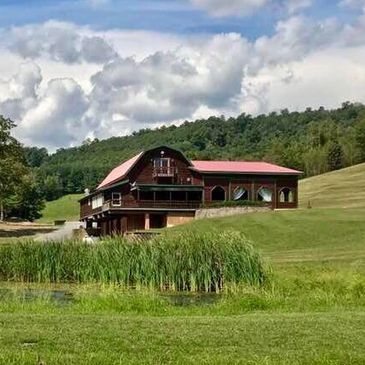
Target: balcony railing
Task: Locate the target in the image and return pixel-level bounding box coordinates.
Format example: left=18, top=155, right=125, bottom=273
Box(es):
left=103, top=199, right=201, bottom=210
left=152, top=166, right=176, bottom=177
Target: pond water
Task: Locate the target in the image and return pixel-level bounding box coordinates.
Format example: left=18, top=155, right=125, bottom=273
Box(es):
left=161, top=293, right=221, bottom=306
left=0, top=288, right=74, bottom=305
left=0, top=288, right=221, bottom=306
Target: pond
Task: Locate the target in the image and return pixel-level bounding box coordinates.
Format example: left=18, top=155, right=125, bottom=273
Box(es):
left=0, top=288, right=74, bottom=305
left=0, top=288, right=221, bottom=307
left=161, top=293, right=221, bottom=306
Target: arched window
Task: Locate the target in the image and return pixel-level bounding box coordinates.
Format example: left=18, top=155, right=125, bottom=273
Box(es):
left=257, top=187, right=273, bottom=203
left=233, top=186, right=248, bottom=201
left=279, top=188, right=294, bottom=203
left=211, top=186, right=226, bottom=201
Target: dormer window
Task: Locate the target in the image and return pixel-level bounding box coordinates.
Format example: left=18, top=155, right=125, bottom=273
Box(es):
left=154, top=157, right=171, bottom=169
left=153, top=157, right=175, bottom=177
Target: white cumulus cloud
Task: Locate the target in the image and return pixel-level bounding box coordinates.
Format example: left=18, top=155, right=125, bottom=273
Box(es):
left=7, top=20, right=117, bottom=64
left=2, top=6, right=365, bottom=150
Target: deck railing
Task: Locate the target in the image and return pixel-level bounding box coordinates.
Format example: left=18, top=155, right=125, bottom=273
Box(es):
left=152, top=166, right=177, bottom=177
left=103, top=199, right=201, bottom=210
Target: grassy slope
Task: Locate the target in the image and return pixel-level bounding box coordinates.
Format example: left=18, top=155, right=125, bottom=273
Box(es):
left=185, top=208, right=365, bottom=265
left=37, top=194, right=83, bottom=223
left=299, top=162, right=365, bottom=209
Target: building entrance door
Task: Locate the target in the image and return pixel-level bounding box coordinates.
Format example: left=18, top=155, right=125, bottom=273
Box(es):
left=150, top=214, right=167, bottom=229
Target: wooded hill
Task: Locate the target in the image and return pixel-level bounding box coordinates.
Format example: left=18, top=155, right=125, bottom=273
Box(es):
left=26, top=102, right=365, bottom=198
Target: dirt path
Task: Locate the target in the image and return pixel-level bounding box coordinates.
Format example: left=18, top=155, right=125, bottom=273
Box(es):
left=35, top=222, right=84, bottom=242
left=0, top=222, right=55, bottom=242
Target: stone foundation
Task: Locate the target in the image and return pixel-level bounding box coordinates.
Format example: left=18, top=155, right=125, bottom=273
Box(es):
left=166, top=212, right=195, bottom=227
left=195, top=206, right=270, bottom=220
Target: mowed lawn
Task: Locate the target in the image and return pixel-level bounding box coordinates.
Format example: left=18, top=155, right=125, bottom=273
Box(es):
left=1, top=312, right=365, bottom=365
left=37, top=194, right=83, bottom=223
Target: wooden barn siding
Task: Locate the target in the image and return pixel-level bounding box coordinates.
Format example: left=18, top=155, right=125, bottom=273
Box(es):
left=80, top=199, right=92, bottom=219
left=81, top=175, right=299, bottom=220
left=276, top=177, right=298, bottom=209
left=106, top=147, right=201, bottom=206
left=98, top=215, right=139, bottom=235
left=130, top=148, right=195, bottom=185
left=203, top=175, right=299, bottom=209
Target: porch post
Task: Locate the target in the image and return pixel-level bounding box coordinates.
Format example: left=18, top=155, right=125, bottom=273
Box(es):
left=251, top=179, right=255, bottom=201
left=145, top=213, right=150, bottom=230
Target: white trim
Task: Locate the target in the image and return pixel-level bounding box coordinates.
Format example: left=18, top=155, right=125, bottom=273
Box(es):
left=279, top=187, right=294, bottom=203
left=112, top=192, right=122, bottom=206
left=211, top=185, right=226, bottom=201
left=257, top=186, right=273, bottom=203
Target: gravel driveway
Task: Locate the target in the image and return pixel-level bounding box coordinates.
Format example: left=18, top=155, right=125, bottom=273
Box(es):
left=35, top=221, right=84, bottom=242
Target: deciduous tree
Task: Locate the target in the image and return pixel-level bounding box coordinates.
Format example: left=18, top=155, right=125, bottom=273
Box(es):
left=0, top=116, right=27, bottom=221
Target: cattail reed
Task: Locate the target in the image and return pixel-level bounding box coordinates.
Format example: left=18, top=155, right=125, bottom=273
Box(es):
left=0, top=231, right=267, bottom=292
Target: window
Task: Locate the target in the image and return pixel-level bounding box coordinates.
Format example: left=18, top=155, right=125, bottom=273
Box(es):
left=233, top=187, right=248, bottom=201
left=92, top=194, right=103, bottom=209
left=154, top=158, right=170, bottom=168
left=112, top=192, right=122, bottom=206
left=257, top=187, right=272, bottom=203
left=211, top=186, right=226, bottom=201
left=279, top=188, right=294, bottom=203
left=153, top=158, right=173, bottom=176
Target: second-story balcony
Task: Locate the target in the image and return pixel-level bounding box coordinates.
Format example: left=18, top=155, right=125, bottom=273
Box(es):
left=152, top=166, right=177, bottom=177
left=103, top=199, right=202, bottom=211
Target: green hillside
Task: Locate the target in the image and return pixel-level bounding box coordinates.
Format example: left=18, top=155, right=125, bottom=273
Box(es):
left=37, top=194, right=83, bottom=223
left=299, top=163, right=365, bottom=209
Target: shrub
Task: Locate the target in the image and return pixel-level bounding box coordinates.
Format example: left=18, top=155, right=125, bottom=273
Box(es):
left=201, top=200, right=268, bottom=209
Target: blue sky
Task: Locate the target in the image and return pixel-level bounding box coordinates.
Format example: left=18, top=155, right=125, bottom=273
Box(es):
left=0, top=0, right=357, bottom=39
left=1, top=0, right=365, bottom=149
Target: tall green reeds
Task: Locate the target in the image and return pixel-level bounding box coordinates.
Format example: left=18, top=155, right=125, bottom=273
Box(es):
left=0, top=230, right=267, bottom=291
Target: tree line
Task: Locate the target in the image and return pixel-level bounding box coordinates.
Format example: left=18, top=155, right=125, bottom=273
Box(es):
left=2, top=102, right=365, bottom=220
left=31, top=102, right=365, bottom=195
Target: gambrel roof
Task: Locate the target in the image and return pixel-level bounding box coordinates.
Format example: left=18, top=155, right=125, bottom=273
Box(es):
left=97, top=146, right=302, bottom=190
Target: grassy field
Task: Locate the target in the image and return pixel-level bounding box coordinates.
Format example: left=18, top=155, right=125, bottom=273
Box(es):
left=37, top=194, right=83, bottom=223
left=186, top=208, right=365, bottom=262
left=299, top=162, right=365, bottom=209
left=1, top=165, right=365, bottom=364
left=1, top=311, right=364, bottom=365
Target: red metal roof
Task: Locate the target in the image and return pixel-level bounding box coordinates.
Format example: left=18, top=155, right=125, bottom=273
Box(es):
left=97, top=149, right=301, bottom=190
left=97, top=152, right=143, bottom=189
left=191, top=160, right=301, bottom=175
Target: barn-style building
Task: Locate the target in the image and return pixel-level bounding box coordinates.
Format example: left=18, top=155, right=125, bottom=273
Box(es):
left=80, top=146, right=301, bottom=235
